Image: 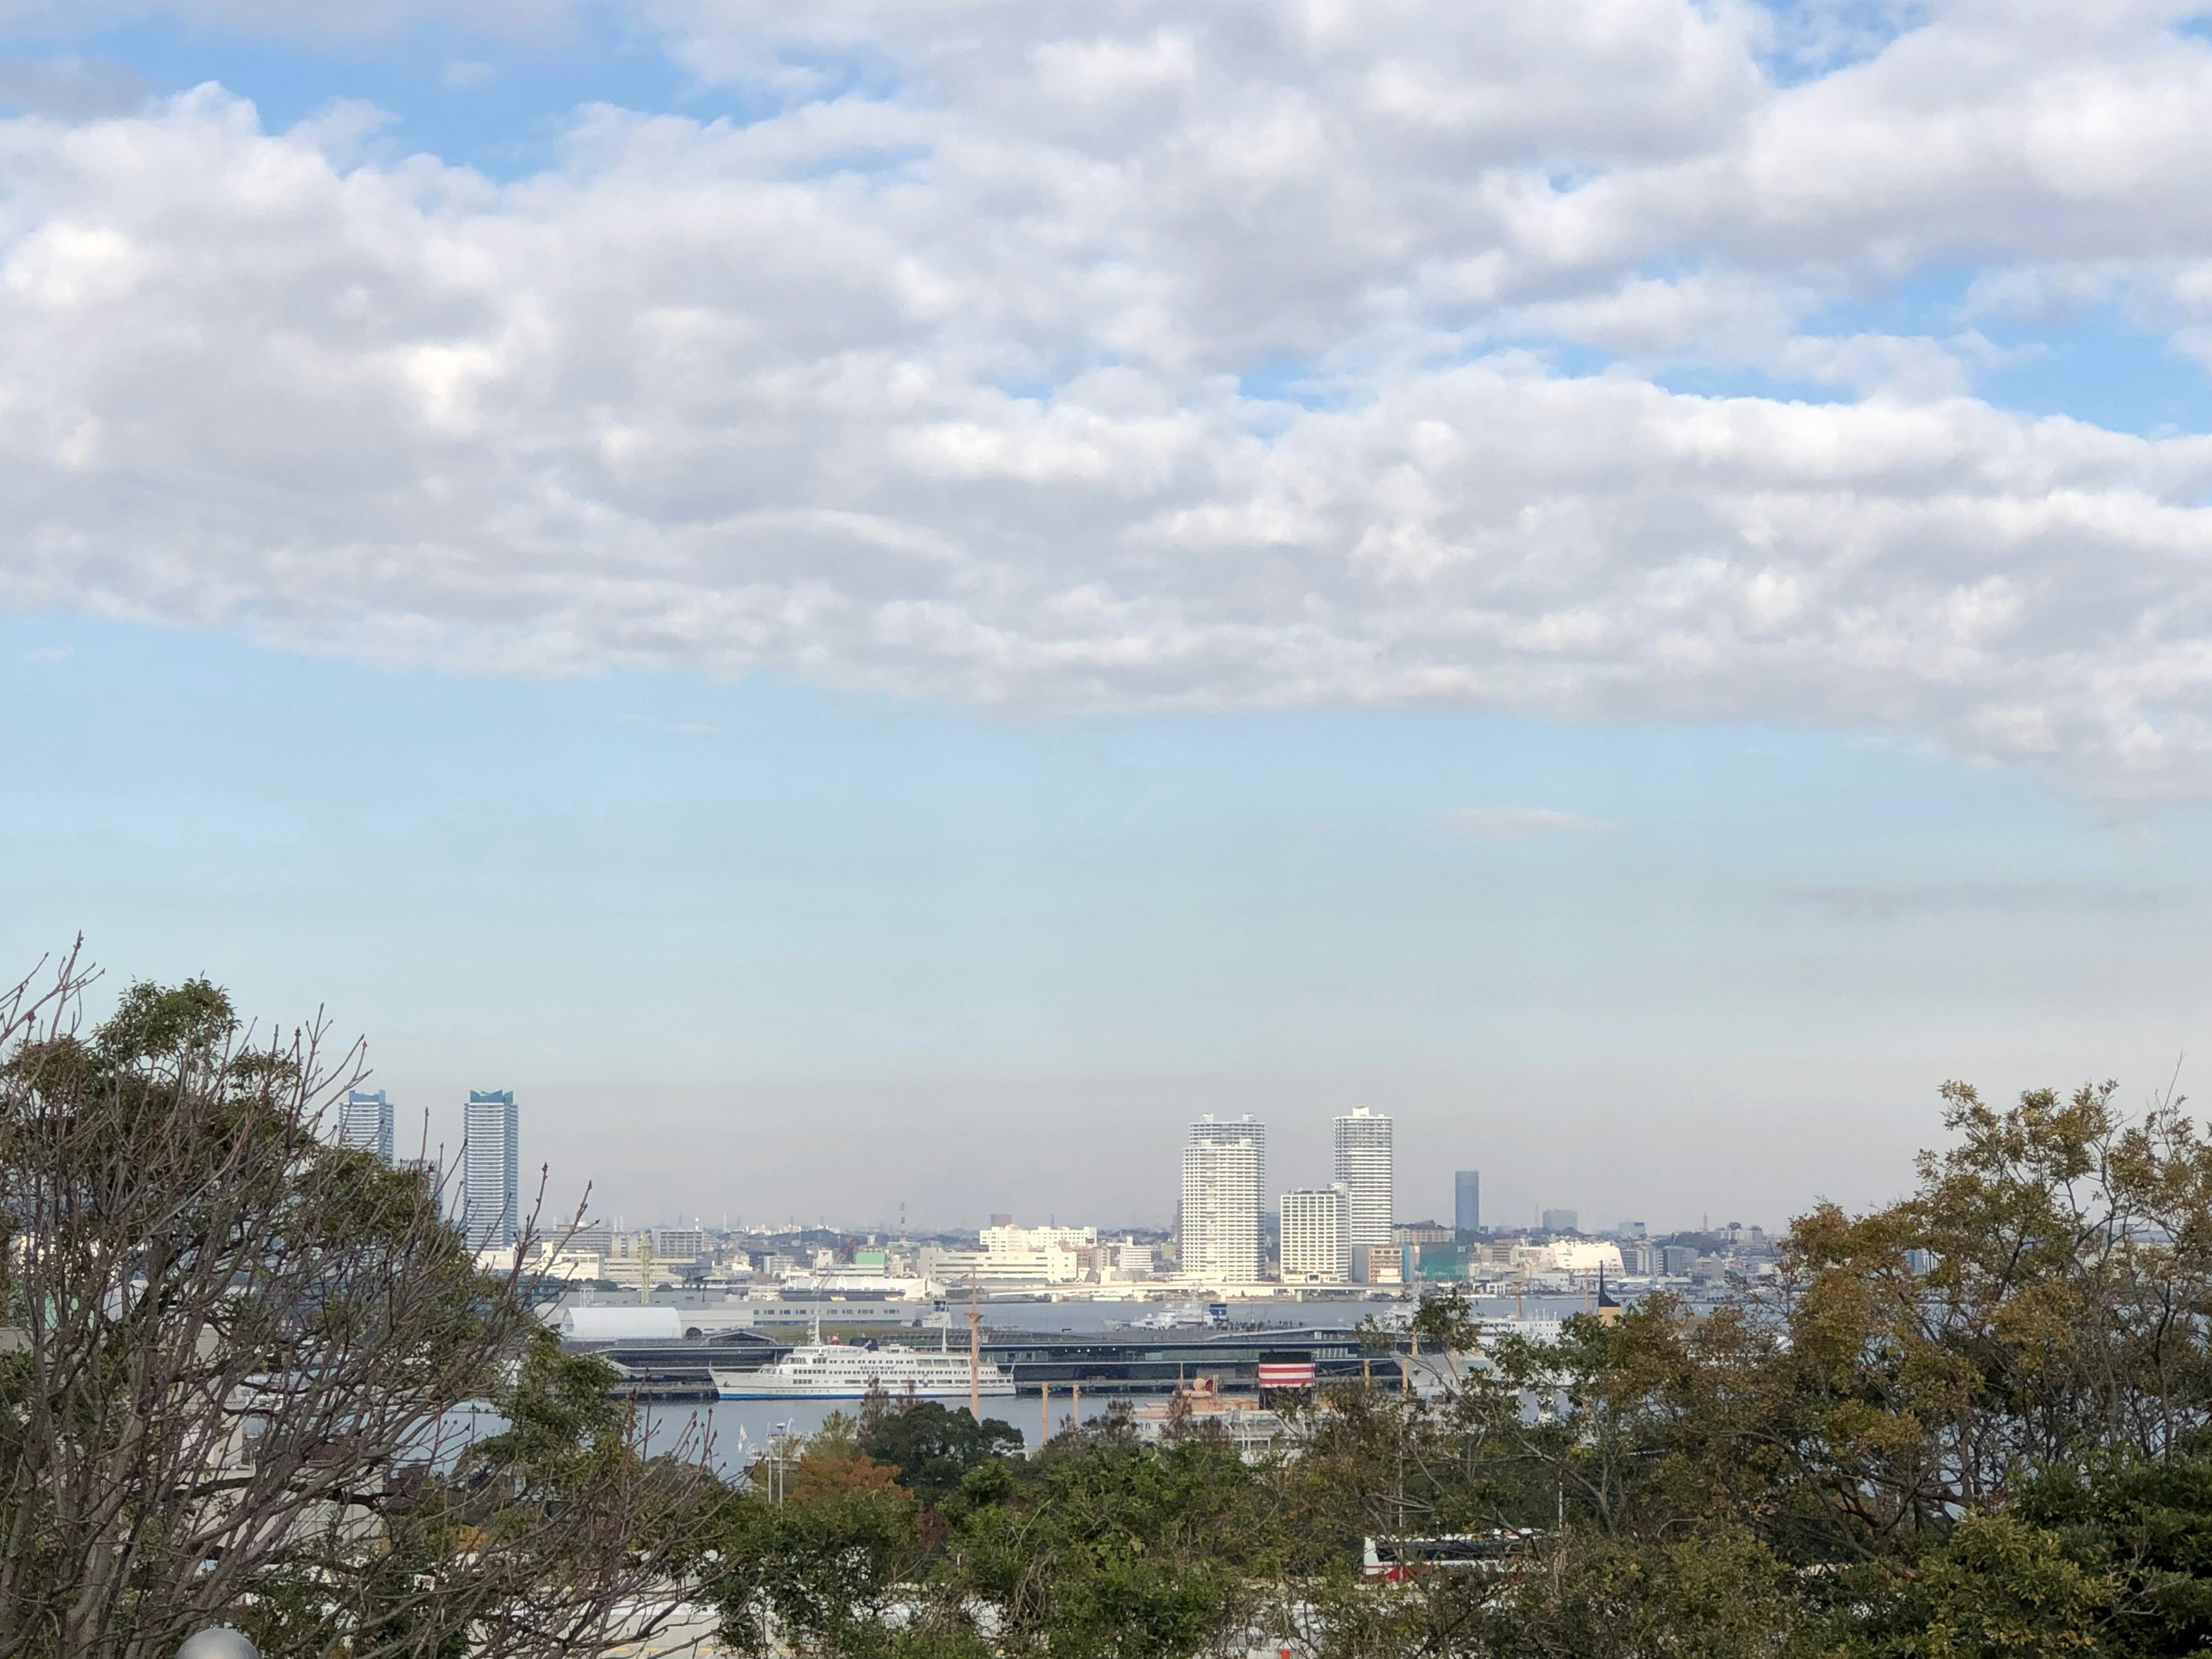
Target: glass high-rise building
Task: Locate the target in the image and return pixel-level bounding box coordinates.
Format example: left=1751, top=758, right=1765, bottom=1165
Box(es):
left=463, top=1090, right=520, bottom=1251
left=1180, top=1115, right=1264, bottom=1282
left=337, top=1088, right=394, bottom=1163
left=1333, top=1107, right=1394, bottom=1282
left=1455, top=1169, right=1480, bottom=1241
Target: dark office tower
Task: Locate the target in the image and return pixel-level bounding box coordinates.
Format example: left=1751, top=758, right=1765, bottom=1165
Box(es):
left=1455, top=1170, right=1480, bottom=1241
left=463, top=1089, right=519, bottom=1251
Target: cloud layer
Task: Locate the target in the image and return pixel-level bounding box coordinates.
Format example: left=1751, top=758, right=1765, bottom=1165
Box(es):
left=5, top=1, right=2212, bottom=794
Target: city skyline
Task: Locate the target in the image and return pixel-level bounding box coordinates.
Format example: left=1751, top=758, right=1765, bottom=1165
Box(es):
left=329, top=1084, right=1611, bottom=1243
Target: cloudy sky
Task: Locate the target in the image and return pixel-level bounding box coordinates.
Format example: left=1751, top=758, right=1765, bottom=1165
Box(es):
left=3, top=0, right=2210, bottom=1234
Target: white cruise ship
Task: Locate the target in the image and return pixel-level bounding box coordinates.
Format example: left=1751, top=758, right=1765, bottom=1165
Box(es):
left=713, top=1343, right=1016, bottom=1400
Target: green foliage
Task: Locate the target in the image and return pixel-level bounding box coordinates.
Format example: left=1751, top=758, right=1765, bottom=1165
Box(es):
left=2014, top=1452, right=2212, bottom=1656
left=941, top=1438, right=1271, bottom=1659
left=92, top=976, right=237, bottom=1069
left=1834, top=1514, right=2116, bottom=1659
left=0, top=965, right=722, bottom=1659
left=713, top=1480, right=922, bottom=1659
left=1484, top=1525, right=1809, bottom=1659
left=859, top=1401, right=1025, bottom=1506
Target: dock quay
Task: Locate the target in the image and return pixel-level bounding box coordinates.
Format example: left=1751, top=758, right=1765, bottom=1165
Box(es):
left=571, top=1326, right=1377, bottom=1402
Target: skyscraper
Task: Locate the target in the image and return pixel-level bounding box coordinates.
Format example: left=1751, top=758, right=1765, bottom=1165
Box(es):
left=1280, top=1185, right=1350, bottom=1282
left=1455, top=1169, right=1480, bottom=1241
left=337, top=1088, right=394, bottom=1163
left=1333, top=1107, right=1393, bottom=1282
left=463, top=1090, right=520, bottom=1251
left=1180, top=1115, right=1264, bottom=1282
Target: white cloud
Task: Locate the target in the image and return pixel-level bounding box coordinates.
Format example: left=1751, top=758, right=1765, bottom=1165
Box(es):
left=3, top=4, right=2212, bottom=794
left=1438, top=808, right=1623, bottom=839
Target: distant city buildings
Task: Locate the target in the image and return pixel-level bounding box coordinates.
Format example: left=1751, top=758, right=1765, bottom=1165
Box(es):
left=1333, top=1108, right=1392, bottom=1282
left=1544, top=1238, right=1623, bottom=1274
left=1455, top=1169, right=1480, bottom=1240
left=337, top=1089, right=393, bottom=1163
left=923, top=1221, right=1103, bottom=1285
left=514, top=1096, right=1786, bottom=1315
left=1391, top=1221, right=1452, bottom=1247
left=463, top=1090, right=519, bottom=1251
left=1181, top=1115, right=1266, bottom=1282
left=654, top=1226, right=707, bottom=1264
left=1279, top=1185, right=1350, bottom=1282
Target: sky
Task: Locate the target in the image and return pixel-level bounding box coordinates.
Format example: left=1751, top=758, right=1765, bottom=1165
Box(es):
left=2, top=0, right=2211, bottom=1236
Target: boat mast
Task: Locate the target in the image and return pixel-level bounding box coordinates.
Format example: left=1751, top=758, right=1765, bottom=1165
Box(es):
left=967, top=1268, right=982, bottom=1419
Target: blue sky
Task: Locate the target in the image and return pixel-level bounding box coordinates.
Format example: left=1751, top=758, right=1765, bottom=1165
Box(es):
left=3, top=0, right=2211, bottom=1230
left=8, top=613, right=2206, bottom=1232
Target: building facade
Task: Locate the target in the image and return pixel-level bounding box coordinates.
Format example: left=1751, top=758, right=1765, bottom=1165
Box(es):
left=337, top=1088, right=394, bottom=1163
left=1332, top=1107, right=1393, bottom=1282
left=1180, top=1115, right=1265, bottom=1282
left=1454, top=1169, right=1480, bottom=1240
left=979, top=1222, right=1098, bottom=1256
left=1540, top=1207, right=1580, bottom=1234
left=462, top=1089, right=519, bottom=1251
left=1279, top=1185, right=1350, bottom=1282
left=654, top=1226, right=707, bottom=1264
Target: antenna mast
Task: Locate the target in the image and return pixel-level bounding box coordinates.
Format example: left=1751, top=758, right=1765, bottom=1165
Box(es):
left=967, top=1268, right=983, bottom=1419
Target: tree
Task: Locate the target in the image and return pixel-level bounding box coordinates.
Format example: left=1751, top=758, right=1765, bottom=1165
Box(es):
left=0, top=957, right=718, bottom=1659
left=938, top=1433, right=1277, bottom=1659
left=859, top=1402, right=1024, bottom=1507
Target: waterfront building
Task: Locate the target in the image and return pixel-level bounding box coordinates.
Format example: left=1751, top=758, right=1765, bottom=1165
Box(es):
left=1095, top=1239, right=1156, bottom=1281
left=921, top=1240, right=1088, bottom=1285
left=1181, top=1115, right=1265, bottom=1282
left=1279, top=1185, right=1350, bottom=1282
left=336, top=1089, right=393, bottom=1163
left=979, top=1221, right=1097, bottom=1255
left=1332, top=1107, right=1393, bottom=1281
left=1455, top=1169, right=1480, bottom=1240
left=462, top=1090, right=519, bottom=1251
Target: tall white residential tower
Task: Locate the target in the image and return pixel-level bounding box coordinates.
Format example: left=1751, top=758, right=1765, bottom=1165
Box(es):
left=1180, top=1115, right=1265, bottom=1283
left=1333, top=1107, right=1394, bottom=1282
left=337, top=1088, right=394, bottom=1163
left=463, top=1090, right=520, bottom=1251
left=1279, top=1185, right=1351, bottom=1282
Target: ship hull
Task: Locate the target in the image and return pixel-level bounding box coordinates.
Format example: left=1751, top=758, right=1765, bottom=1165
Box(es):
left=712, top=1377, right=1017, bottom=1400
